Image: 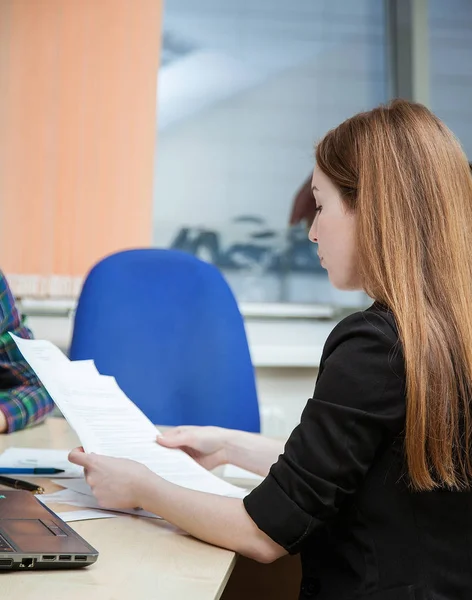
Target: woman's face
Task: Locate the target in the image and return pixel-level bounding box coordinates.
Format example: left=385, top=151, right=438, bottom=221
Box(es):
left=308, top=165, right=362, bottom=291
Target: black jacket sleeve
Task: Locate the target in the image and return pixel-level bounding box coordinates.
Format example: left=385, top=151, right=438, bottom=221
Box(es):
left=243, top=307, right=406, bottom=554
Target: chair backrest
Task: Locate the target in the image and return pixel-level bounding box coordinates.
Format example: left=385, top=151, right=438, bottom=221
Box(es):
left=69, top=249, right=260, bottom=432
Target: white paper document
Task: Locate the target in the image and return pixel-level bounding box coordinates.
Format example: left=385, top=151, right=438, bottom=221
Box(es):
left=223, top=464, right=264, bottom=482
left=38, top=488, right=93, bottom=505
left=56, top=510, right=118, bottom=523
left=11, top=334, right=247, bottom=502
left=0, top=448, right=84, bottom=478
left=39, top=483, right=162, bottom=519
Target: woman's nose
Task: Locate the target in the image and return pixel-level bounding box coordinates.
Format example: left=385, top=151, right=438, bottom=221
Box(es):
left=308, top=222, right=317, bottom=244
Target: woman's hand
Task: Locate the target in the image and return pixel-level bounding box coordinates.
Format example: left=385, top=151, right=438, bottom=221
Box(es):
left=68, top=448, right=157, bottom=509
left=69, top=444, right=286, bottom=563
left=157, top=426, right=285, bottom=477
left=156, top=426, right=230, bottom=470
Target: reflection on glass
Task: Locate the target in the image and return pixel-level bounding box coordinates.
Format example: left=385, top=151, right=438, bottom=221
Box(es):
left=153, top=0, right=387, bottom=307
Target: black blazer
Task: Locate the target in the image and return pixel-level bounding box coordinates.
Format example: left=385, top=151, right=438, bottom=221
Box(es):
left=244, top=303, right=472, bottom=599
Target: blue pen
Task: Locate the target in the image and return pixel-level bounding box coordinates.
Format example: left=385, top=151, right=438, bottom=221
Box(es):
left=0, top=468, right=65, bottom=475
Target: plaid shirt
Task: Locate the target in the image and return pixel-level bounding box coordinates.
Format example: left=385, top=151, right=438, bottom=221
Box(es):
left=0, top=271, right=54, bottom=432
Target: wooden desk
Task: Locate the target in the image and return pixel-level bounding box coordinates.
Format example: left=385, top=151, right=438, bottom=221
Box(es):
left=0, top=418, right=301, bottom=599
left=0, top=418, right=237, bottom=600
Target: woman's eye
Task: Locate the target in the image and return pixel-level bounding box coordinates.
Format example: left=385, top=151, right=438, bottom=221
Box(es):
left=314, top=206, right=322, bottom=214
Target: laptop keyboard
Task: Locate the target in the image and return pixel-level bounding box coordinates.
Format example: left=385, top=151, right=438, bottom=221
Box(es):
left=0, top=534, right=14, bottom=552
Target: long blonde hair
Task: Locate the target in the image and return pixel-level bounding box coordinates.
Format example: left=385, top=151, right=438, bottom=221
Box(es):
left=316, top=99, right=472, bottom=490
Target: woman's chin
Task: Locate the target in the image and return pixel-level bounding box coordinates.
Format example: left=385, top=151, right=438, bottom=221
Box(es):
left=328, top=274, right=360, bottom=292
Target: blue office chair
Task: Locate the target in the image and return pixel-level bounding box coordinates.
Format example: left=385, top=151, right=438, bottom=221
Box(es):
left=69, top=249, right=260, bottom=432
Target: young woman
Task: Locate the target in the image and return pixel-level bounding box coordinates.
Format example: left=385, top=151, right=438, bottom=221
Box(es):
left=70, top=100, right=472, bottom=599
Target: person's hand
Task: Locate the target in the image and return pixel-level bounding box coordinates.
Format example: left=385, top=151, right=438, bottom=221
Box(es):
left=0, top=410, right=7, bottom=433
left=68, top=447, right=157, bottom=509
left=157, top=426, right=230, bottom=470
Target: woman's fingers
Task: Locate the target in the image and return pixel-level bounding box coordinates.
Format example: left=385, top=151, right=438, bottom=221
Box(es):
left=157, top=426, right=196, bottom=448
left=68, top=447, right=91, bottom=466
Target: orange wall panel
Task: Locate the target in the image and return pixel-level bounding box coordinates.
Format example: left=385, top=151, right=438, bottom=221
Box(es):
left=0, top=0, right=162, bottom=296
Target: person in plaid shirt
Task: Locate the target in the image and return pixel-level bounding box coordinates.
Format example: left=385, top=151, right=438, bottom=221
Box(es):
left=0, top=271, right=54, bottom=432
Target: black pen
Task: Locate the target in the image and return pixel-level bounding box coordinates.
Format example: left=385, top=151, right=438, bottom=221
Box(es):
left=0, top=475, right=44, bottom=495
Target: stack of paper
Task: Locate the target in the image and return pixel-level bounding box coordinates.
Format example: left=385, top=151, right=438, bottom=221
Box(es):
left=57, top=510, right=118, bottom=523
left=39, top=487, right=161, bottom=519
left=10, top=334, right=247, bottom=513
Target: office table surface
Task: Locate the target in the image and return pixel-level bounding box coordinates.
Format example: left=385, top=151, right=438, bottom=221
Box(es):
left=0, top=418, right=238, bottom=600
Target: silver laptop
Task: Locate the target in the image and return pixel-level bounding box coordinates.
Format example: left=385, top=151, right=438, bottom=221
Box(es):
left=0, top=490, right=98, bottom=570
